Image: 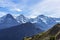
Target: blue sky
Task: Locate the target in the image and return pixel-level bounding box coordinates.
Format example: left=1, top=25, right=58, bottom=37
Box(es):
left=0, top=0, right=60, bottom=18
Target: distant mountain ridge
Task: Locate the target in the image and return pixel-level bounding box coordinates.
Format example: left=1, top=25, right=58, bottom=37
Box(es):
left=16, top=14, right=57, bottom=30
left=0, top=14, right=60, bottom=30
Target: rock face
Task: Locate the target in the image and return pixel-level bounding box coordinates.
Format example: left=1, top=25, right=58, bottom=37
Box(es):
left=0, top=22, right=43, bottom=40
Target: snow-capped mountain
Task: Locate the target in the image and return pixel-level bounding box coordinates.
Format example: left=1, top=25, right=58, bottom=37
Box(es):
left=29, top=15, right=56, bottom=24
left=36, top=15, right=47, bottom=24
left=37, top=15, right=56, bottom=25
left=16, top=14, right=29, bottom=24
left=0, top=14, right=59, bottom=30
left=28, top=15, right=56, bottom=30
left=0, top=14, right=19, bottom=29
left=15, top=14, right=57, bottom=30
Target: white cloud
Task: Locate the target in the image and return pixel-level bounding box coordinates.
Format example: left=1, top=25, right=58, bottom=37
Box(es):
left=0, top=0, right=60, bottom=18
left=0, top=0, right=22, bottom=12
left=9, top=8, right=22, bottom=12
left=0, top=12, right=7, bottom=17
left=28, top=0, right=60, bottom=18
left=15, top=8, right=22, bottom=12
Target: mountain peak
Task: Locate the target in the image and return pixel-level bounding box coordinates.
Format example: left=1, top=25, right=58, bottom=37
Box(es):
left=20, top=14, right=24, bottom=16
left=17, top=14, right=25, bottom=18
left=0, top=14, right=14, bottom=20
left=38, top=15, right=45, bottom=17
left=6, top=14, right=13, bottom=18
left=0, top=14, right=19, bottom=29
left=16, top=14, right=29, bottom=23
left=5, top=14, right=13, bottom=18
left=20, top=14, right=25, bottom=18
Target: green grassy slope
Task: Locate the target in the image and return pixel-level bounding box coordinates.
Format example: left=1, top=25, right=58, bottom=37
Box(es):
left=24, top=23, right=60, bottom=40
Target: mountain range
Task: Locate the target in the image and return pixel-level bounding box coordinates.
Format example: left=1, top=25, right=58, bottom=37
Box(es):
left=15, top=14, right=59, bottom=30
left=0, top=14, right=60, bottom=40
left=0, top=14, right=60, bottom=30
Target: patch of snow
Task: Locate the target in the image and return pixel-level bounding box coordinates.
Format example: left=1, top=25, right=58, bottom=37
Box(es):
left=40, top=18, right=47, bottom=24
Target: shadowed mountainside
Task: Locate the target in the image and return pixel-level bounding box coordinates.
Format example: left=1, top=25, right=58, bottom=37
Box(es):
left=0, top=22, right=43, bottom=40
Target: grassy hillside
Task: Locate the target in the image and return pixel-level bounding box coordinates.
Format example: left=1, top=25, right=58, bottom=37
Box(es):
left=24, top=23, right=60, bottom=40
